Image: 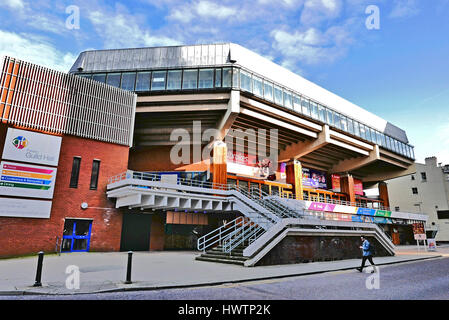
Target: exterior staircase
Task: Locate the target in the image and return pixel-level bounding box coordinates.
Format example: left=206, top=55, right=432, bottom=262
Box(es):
left=195, top=244, right=249, bottom=266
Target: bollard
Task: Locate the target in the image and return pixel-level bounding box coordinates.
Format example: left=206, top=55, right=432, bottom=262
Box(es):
left=125, top=251, right=133, bottom=284
left=33, top=251, right=44, bottom=287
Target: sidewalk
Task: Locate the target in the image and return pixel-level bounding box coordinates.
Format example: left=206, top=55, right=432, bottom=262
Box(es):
left=0, top=247, right=444, bottom=296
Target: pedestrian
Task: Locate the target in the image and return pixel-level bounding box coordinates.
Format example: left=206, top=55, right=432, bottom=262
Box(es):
left=356, top=236, right=376, bottom=273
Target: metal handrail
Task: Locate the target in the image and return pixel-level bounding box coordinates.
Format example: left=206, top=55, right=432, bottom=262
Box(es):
left=197, top=216, right=246, bottom=251
left=109, top=170, right=392, bottom=212
left=109, top=170, right=394, bottom=254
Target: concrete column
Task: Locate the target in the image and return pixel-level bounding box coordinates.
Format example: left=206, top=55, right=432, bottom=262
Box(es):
left=378, top=182, right=390, bottom=209
left=341, top=174, right=356, bottom=204
left=149, top=213, right=165, bottom=251
left=211, top=141, right=227, bottom=189
left=285, top=160, right=303, bottom=200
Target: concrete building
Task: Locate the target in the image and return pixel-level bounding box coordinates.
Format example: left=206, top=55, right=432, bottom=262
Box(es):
left=387, top=157, right=449, bottom=243
left=67, top=43, right=426, bottom=264
left=0, top=43, right=428, bottom=265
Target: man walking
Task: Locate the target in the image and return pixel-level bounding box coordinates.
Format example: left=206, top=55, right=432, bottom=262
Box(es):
left=356, top=236, right=376, bottom=272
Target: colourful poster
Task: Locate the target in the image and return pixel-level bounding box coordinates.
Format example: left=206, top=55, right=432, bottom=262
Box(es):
left=302, top=167, right=327, bottom=189
left=331, top=174, right=341, bottom=192
left=354, top=178, right=364, bottom=196
left=357, top=208, right=376, bottom=216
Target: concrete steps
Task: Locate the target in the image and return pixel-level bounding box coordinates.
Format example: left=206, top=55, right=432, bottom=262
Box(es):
left=195, top=245, right=249, bottom=266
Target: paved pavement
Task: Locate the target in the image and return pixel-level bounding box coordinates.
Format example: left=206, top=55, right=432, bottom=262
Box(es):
left=0, top=245, right=446, bottom=296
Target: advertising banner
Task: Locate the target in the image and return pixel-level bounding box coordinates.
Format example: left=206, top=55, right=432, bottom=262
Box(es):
left=331, top=174, right=341, bottom=192
left=0, top=161, right=57, bottom=199
left=357, top=208, right=376, bottom=216
left=227, top=151, right=275, bottom=179
left=302, top=167, right=327, bottom=189
left=2, top=128, right=62, bottom=166
left=0, top=197, right=52, bottom=219
left=354, top=178, right=364, bottom=195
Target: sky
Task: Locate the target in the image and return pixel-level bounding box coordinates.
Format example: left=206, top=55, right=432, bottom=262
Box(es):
left=0, top=0, right=448, bottom=165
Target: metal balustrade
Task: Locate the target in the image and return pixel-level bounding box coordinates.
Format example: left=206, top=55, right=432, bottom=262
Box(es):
left=108, top=170, right=395, bottom=255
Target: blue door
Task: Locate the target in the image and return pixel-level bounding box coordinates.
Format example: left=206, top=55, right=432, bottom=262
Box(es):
left=61, top=219, right=92, bottom=252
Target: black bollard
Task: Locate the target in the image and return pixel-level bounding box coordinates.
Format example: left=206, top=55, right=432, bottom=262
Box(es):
left=33, top=251, right=44, bottom=287
left=125, top=251, right=133, bottom=284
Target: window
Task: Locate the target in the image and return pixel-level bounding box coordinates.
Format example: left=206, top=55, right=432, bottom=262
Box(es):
left=334, top=113, right=341, bottom=129
left=232, top=68, right=239, bottom=88
left=90, top=160, right=101, bottom=190
left=302, top=98, right=311, bottom=116
left=340, top=115, right=348, bottom=131
left=92, top=73, right=106, bottom=83
left=318, top=105, right=326, bottom=122
left=106, top=73, right=121, bottom=88
left=253, top=76, right=263, bottom=97
left=283, top=91, right=293, bottom=109
left=395, top=207, right=400, bottom=212
left=274, top=86, right=283, bottom=105
left=182, top=69, right=198, bottom=89
left=263, top=81, right=273, bottom=101
left=347, top=118, right=354, bottom=134
left=121, top=72, right=136, bottom=91
left=215, top=68, right=222, bottom=87
left=421, top=172, right=427, bottom=181
left=353, top=121, right=360, bottom=137
left=326, top=109, right=334, bottom=126
left=135, top=72, right=151, bottom=91
left=411, top=175, right=415, bottom=180
left=70, top=157, right=81, bottom=188
left=151, top=71, right=166, bottom=90
left=240, top=70, right=252, bottom=92
left=167, top=70, right=182, bottom=90
left=310, top=102, right=319, bottom=119
left=198, top=69, right=214, bottom=88
left=359, top=124, right=367, bottom=140
left=222, top=68, right=232, bottom=87
left=412, top=187, right=418, bottom=195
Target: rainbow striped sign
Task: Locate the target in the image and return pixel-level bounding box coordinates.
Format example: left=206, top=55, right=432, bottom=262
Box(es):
left=0, top=161, right=57, bottom=199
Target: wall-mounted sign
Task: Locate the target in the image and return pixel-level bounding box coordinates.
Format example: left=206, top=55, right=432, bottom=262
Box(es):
left=0, top=197, right=52, bottom=218
left=302, top=167, right=327, bottom=189
left=0, top=161, right=57, bottom=199
left=331, top=174, right=341, bottom=192
left=227, top=151, right=275, bottom=179
left=354, top=178, right=364, bottom=196
left=2, top=128, right=62, bottom=166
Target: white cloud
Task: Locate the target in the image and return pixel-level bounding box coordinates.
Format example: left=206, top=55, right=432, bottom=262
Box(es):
left=168, top=1, right=238, bottom=23
left=88, top=9, right=181, bottom=49
left=389, top=0, right=419, bottom=19
left=300, top=0, right=343, bottom=25
left=0, top=0, right=25, bottom=10
left=0, top=30, right=77, bottom=72
left=271, top=24, right=352, bottom=65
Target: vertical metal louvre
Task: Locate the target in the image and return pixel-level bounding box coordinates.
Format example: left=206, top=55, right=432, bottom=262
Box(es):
left=0, top=56, right=136, bottom=146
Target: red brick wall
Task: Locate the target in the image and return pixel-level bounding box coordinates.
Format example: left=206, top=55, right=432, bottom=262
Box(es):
left=0, top=126, right=129, bottom=258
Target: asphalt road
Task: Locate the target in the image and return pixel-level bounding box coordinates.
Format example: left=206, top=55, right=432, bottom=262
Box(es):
left=1, top=257, right=448, bottom=300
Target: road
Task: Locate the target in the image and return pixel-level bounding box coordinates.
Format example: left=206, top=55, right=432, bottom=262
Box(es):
left=1, top=257, right=448, bottom=300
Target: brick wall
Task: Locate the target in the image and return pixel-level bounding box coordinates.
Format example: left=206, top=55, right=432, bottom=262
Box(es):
left=0, top=126, right=129, bottom=258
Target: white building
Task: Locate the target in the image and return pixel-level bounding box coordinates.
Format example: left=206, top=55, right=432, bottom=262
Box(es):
left=387, top=157, right=449, bottom=243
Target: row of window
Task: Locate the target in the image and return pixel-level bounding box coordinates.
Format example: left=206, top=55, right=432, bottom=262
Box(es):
left=76, top=67, right=415, bottom=160
left=78, top=68, right=233, bottom=92
left=70, top=157, right=101, bottom=190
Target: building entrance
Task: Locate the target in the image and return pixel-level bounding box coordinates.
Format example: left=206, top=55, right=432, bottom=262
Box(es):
left=61, top=219, right=93, bottom=252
